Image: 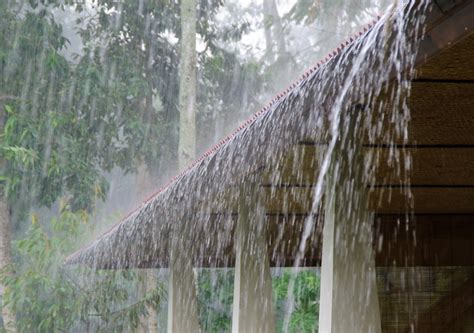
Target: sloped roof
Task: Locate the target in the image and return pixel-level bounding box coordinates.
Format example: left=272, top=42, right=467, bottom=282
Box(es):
left=66, top=0, right=474, bottom=269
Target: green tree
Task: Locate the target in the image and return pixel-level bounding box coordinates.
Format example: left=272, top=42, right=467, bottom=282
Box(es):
left=273, top=270, right=320, bottom=332
left=0, top=3, right=162, bottom=329
left=197, top=269, right=234, bottom=332
left=77, top=0, right=227, bottom=177
left=1, top=201, right=162, bottom=332
left=0, top=6, right=71, bottom=330
left=195, top=269, right=320, bottom=332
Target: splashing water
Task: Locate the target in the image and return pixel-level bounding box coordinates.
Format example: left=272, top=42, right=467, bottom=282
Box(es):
left=64, top=0, right=433, bottom=330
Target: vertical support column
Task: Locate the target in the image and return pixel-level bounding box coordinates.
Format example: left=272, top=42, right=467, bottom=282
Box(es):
left=136, top=269, right=159, bottom=333
left=145, top=269, right=159, bottom=333
left=319, top=109, right=381, bottom=333
left=232, top=184, right=276, bottom=333
left=167, top=233, right=200, bottom=332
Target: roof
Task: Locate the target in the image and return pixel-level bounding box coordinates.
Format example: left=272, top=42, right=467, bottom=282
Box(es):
left=66, top=0, right=474, bottom=269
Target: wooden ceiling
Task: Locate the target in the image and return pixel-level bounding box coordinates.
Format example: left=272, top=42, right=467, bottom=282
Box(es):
left=261, top=32, right=474, bottom=217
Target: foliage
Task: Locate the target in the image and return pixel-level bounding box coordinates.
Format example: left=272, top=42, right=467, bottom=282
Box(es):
left=196, top=269, right=320, bottom=332
left=273, top=270, right=320, bottom=333
left=0, top=4, right=110, bottom=217
left=73, top=0, right=181, bottom=173
left=76, top=0, right=260, bottom=166
left=197, top=269, right=234, bottom=332
left=0, top=202, right=162, bottom=332
left=285, top=0, right=321, bottom=25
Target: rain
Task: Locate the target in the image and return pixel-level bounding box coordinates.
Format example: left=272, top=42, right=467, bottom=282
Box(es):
left=1, top=0, right=474, bottom=332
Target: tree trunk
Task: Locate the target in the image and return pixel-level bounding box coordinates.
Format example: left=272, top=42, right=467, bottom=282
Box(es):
left=178, top=0, right=197, bottom=170
left=263, top=0, right=291, bottom=95
left=263, top=0, right=287, bottom=60
left=170, top=1, right=200, bottom=331
left=0, top=199, right=16, bottom=332
left=263, top=0, right=273, bottom=59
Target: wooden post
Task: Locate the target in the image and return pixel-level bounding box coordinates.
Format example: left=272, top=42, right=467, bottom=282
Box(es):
left=318, top=108, right=381, bottom=333
left=232, top=183, right=276, bottom=333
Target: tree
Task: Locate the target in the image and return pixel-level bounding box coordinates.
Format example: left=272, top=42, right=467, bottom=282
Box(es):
left=273, top=270, right=320, bottom=332
left=178, top=0, right=198, bottom=169
left=1, top=201, right=162, bottom=332
left=78, top=0, right=226, bottom=178
left=0, top=6, right=71, bottom=330
left=263, top=0, right=287, bottom=61
left=76, top=0, right=182, bottom=179
left=197, top=269, right=234, bottom=332
left=195, top=268, right=320, bottom=332
left=0, top=202, right=15, bottom=331
left=0, top=2, right=161, bottom=329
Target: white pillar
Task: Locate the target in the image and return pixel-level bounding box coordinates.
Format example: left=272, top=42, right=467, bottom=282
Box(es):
left=232, top=185, right=276, bottom=333
left=167, top=241, right=200, bottom=332
left=319, top=110, right=381, bottom=333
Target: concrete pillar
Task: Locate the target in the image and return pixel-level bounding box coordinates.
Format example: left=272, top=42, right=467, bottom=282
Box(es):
left=318, top=109, right=381, bottom=333
left=167, top=240, right=200, bottom=332
left=232, top=185, right=276, bottom=333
